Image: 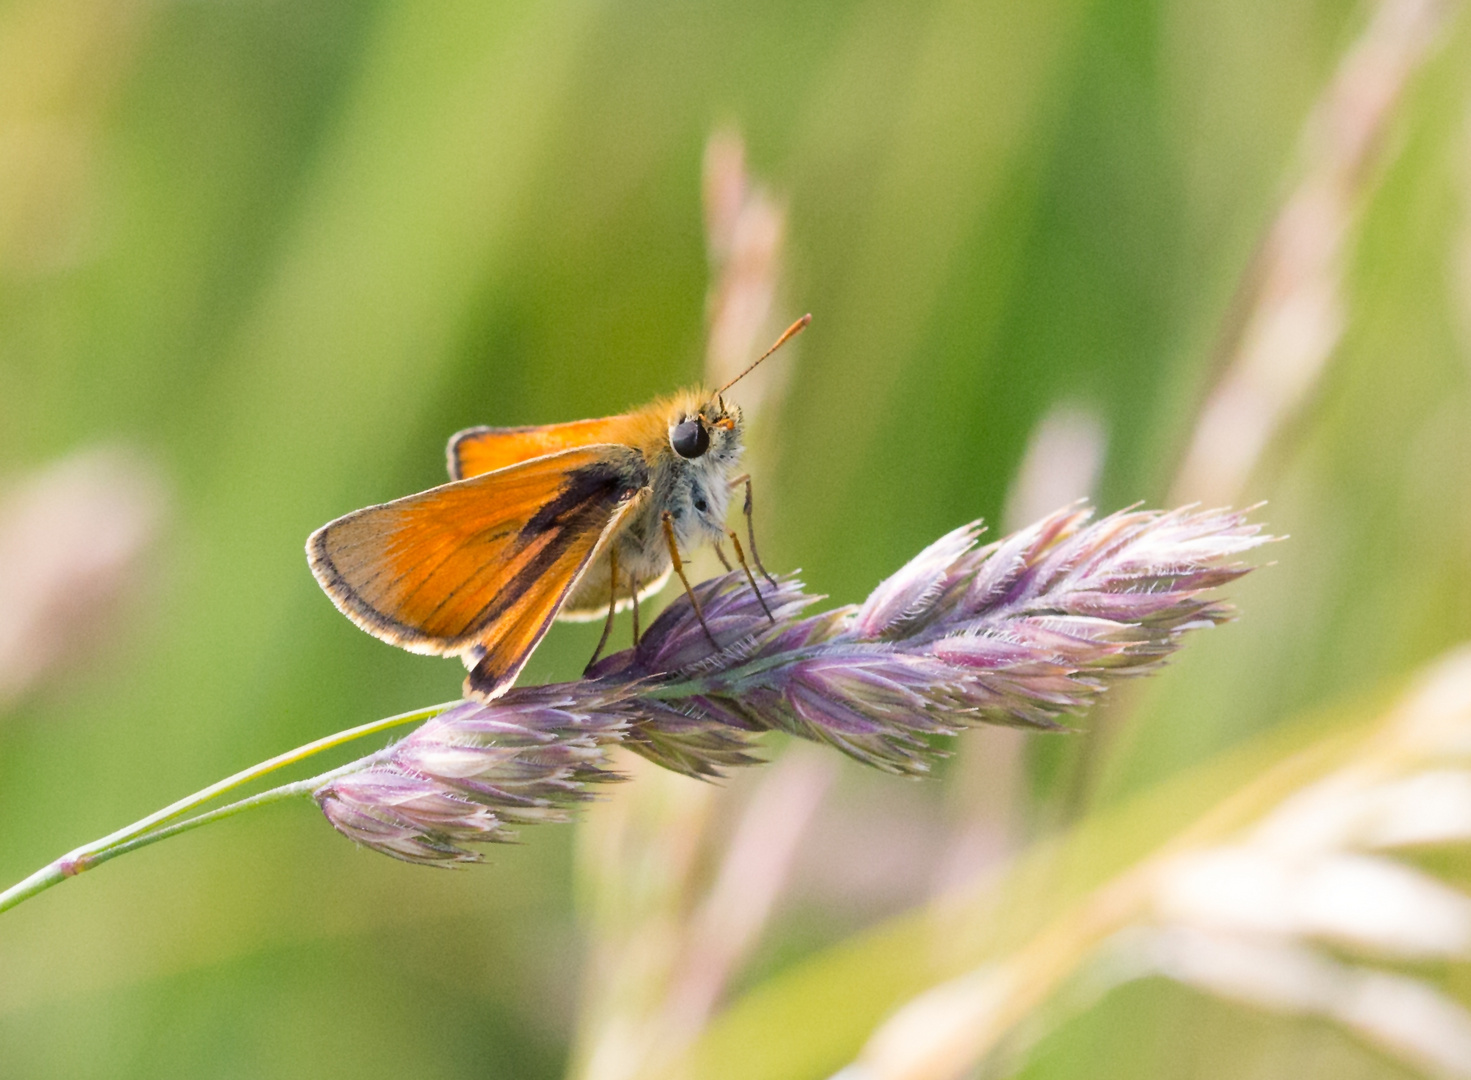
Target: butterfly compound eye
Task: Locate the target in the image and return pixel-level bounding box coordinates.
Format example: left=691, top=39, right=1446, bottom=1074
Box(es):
left=670, top=419, right=710, bottom=459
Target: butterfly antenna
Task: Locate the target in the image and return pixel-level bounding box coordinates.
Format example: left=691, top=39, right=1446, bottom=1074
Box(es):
left=716, top=313, right=812, bottom=395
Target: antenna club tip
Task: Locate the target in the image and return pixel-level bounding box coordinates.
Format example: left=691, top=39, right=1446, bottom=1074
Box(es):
left=717, top=311, right=813, bottom=395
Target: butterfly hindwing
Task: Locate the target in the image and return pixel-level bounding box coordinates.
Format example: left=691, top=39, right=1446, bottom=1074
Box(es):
left=308, top=445, right=648, bottom=695
left=448, top=416, right=640, bottom=481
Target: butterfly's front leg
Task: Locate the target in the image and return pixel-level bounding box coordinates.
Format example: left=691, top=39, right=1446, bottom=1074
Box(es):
left=660, top=510, right=719, bottom=650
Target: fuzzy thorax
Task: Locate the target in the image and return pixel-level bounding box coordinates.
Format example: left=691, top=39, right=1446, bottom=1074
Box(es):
left=561, top=389, right=745, bottom=618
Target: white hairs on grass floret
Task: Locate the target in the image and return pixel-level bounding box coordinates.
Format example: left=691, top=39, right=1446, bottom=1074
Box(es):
left=315, top=503, right=1274, bottom=864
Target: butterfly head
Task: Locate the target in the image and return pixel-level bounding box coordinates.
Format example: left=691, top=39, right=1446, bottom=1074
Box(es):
left=668, top=313, right=808, bottom=463
left=641, top=391, right=744, bottom=552
left=669, top=394, right=741, bottom=462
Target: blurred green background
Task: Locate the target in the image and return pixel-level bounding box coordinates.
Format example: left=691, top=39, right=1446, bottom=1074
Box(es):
left=3, top=0, right=1471, bottom=1077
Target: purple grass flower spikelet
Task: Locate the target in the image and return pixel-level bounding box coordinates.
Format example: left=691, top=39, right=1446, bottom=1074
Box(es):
left=315, top=687, right=628, bottom=864
left=316, top=504, right=1273, bottom=863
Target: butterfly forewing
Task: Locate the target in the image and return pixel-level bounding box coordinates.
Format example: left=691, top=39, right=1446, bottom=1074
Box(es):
left=308, top=445, right=648, bottom=692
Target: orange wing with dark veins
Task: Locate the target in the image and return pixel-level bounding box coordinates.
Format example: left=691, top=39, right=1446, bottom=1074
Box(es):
left=308, top=444, right=648, bottom=699
left=448, top=416, right=640, bottom=480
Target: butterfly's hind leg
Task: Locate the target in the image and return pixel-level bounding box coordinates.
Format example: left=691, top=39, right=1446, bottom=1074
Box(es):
left=661, top=510, right=719, bottom=650
left=585, top=547, right=619, bottom=672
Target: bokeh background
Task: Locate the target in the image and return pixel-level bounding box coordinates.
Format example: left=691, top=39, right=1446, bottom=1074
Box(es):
left=4, top=0, right=1471, bottom=1077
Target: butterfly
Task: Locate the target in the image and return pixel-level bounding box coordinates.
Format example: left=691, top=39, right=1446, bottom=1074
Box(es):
left=307, top=315, right=809, bottom=700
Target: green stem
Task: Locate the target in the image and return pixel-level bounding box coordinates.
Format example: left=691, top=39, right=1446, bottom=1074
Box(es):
left=0, top=700, right=459, bottom=915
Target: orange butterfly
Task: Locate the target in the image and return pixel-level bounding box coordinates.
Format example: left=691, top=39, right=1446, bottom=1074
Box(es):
left=307, top=316, right=809, bottom=700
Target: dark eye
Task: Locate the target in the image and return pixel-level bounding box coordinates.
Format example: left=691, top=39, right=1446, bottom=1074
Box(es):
left=670, top=419, right=709, bottom=459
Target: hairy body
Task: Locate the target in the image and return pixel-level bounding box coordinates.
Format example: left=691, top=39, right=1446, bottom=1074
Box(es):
left=450, top=389, right=746, bottom=619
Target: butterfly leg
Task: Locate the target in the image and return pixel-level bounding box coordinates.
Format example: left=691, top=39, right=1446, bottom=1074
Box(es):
left=731, top=474, right=777, bottom=588
left=586, top=547, right=619, bottom=672
left=661, top=510, right=719, bottom=649
left=713, top=540, right=733, bottom=571
left=726, top=528, right=775, bottom=622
